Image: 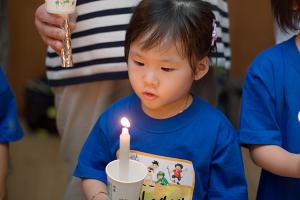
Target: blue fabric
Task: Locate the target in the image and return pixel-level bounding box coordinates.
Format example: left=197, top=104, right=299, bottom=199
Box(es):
left=239, top=36, right=300, bottom=200
left=74, top=94, right=247, bottom=199
left=0, top=67, right=24, bottom=143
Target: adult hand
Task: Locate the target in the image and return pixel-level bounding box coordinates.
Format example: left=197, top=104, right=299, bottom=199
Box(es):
left=34, top=3, right=76, bottom=55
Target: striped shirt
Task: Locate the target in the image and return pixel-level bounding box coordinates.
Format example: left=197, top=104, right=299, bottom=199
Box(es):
left=46, top=0, right=230, bottom=86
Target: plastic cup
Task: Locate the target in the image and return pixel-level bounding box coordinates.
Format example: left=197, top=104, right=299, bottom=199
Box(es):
left=105, top=160, right=147, bottom=200
left=45, top=0, right=77, bottom=15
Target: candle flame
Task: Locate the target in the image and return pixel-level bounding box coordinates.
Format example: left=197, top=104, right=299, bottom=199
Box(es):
left=120, top=117, right=130, bottom=128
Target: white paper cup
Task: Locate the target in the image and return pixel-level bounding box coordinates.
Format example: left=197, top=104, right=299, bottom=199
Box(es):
left=45, top=0, right=77, bottom=15
left=105, top=160, right=147, bottom=200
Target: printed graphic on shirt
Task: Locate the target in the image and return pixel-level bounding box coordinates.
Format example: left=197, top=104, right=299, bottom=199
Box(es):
left=298, top=110, right=300, bottom=123
left=130, top=150, right=195, bottom=200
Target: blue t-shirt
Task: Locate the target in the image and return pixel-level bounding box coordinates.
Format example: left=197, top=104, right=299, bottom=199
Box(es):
left=0, top=68, right=24, bottom=143
left=74, top=94, right=247, bottom=200
left=239, top=36, right=300, bottom=200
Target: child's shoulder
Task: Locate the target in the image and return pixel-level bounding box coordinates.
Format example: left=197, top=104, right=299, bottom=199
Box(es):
left=95, top=94, right=136, bottom=134
left=193, top=97, right=237, bottom=143
left=99, top=94, right=136, bottom=122
left=249, top=37, right=293, bottom=73
left=193, top=97, right=234, bottom=129
left=103, top=93, right=135, bottom=113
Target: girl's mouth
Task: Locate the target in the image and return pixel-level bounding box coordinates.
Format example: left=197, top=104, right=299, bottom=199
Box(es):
left=142, top=92, right=157, bottom=101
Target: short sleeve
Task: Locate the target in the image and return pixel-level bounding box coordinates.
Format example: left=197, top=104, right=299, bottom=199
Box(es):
left=74, top=117, right=113, bottom=183
left=0, top=68, right=24, bottom=143
left=239, top=57, right=282, bottom=146
left=208, top=119, right=248, bottom=199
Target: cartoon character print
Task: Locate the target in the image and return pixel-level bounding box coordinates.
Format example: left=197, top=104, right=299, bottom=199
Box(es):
left=130, top=151, right=195, bottom=200
left=144, top=160, right=159, bottom=187
left=156, top=171, right=169, bottom=186
left=171, top=163, right=184, bottom=185
left=129, top=153, right=140, bottom=161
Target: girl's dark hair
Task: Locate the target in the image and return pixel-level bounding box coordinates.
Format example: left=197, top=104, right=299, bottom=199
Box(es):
left=125, top=0, right=216, bottom=74
left=272, top=0, right=300, bottom=32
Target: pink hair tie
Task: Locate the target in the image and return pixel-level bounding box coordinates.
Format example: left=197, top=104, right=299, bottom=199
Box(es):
left=211, top=20, right=218, bottom=46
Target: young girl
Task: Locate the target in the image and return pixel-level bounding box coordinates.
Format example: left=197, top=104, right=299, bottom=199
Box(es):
left=239, top=0, right=300, bottom=199
left=74, top=0, right=247, bottom=199
left=0, top=67, right=24, bottom=199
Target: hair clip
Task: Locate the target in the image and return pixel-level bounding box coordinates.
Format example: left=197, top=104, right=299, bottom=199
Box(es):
left=211, top=20, right=218, bottom=46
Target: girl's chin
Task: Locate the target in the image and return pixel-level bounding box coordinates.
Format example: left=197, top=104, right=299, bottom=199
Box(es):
left=141, top=102, right=160, bottom=111
left=141, top=102, right=162, bottom=113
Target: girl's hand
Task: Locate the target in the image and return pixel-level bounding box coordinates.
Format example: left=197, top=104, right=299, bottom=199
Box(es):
left=34, top=3, right=76, bottom=55
left=90, top=191, right=109, bottom=200
left=82, top=179, right=108, bottom=200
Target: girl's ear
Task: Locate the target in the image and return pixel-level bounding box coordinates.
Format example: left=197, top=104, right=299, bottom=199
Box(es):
left=194, top=56, right=209, bottom=81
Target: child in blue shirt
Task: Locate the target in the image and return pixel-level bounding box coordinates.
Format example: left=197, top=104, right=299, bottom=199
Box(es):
left=239, top=0, right=300, bottom=199
left=0, top=67, right=24, bottom=199
left=74, top=0, right=248, bottom=199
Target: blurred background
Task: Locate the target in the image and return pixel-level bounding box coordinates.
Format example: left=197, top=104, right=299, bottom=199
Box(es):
left=3, top=0, right=276, bottom=199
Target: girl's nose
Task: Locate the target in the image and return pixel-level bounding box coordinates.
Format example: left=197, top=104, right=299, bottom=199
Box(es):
left=143, top=69, right=159, bottom=86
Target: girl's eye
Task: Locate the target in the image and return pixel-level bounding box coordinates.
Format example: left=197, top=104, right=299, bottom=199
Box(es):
left=134, top=61, right=144, bottom=66
left=161, top=67, right=174, bottom=72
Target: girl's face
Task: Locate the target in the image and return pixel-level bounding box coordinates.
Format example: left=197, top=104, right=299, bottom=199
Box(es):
left=128, top=38, right=208, bottom=119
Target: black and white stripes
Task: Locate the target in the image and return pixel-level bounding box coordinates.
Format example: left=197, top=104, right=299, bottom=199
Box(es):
left=46, top=0, right=230, bottom=86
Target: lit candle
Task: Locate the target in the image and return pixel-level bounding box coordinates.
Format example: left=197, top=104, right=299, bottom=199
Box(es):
left=119, top=117, right=130, bottom=181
